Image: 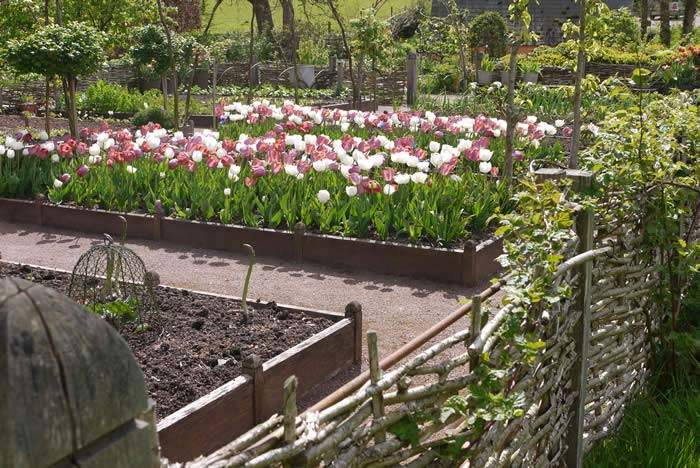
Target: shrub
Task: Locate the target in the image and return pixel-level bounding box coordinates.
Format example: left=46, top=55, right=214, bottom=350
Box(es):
left=466, top=11, right=507, bottom=57
left=131, top=107, right=174, bottom=129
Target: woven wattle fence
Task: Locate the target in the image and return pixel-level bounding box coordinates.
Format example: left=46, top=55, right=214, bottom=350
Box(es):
left=168, top=169, right=695, bottom=468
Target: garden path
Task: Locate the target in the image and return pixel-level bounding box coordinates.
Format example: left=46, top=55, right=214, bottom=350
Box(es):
left=0, top=221, right=500, bottom=379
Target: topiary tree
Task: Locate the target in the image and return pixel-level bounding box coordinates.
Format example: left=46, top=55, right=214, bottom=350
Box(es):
left=3, top=22, right=105, bottom=136
left=466, top=11, right=508, bottom=59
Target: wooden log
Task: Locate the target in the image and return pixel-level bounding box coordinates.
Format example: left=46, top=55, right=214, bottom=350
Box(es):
left=367, top=331, right=386, bottom=444
left=243, top=354, right=264, bottom=425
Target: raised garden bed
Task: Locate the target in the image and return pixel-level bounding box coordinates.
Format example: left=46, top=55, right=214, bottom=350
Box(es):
left=0, top=261, right=361, bottom=462
left=0, top=198, right=502, bottom=286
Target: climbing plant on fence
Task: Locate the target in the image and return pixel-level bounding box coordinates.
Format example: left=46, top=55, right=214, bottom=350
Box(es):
left=176, top=90, right=699, bottom=467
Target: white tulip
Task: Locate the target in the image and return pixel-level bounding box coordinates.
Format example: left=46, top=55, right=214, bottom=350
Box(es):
left=89, top=144, right=101, bottom=156
left=383, top=184, right=396, bottom=195
left=317, top=190, right=331, bottom=204
left=192, top=151, right=203, bottom=163
left=479, top=161, right=492, bottom=174
left=345, top=186, right=358, bottom=197
left=285, top=164, right=299, bottom=176
left=411, top=172, right=428, bottom=184
left=223, top=188, right=231, bottom=197
left=0, top=145, right=5, bottom=155
left=51, top=154, right=60, bottom=163
left=479, top=148, right=493, bottom=162
left=313, top=159, right=328, bottom=172
left=394, top=173, right=410, bottom=185
left=526, top=115, right=538, bottom=124
left=126, top=165, right=137, bottom=174
left=6, top=149, right=15, bottom=159
left=53, top=178, right=63, bottom=188
left=555, top=119, right=565, bottom=128
left=429, top=141, right=441, bottom=153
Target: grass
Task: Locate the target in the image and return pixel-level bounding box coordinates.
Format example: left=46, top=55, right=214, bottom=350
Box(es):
left=585, top=274, right=700, bottom=468
left=205, top=0, right=426, bottom=33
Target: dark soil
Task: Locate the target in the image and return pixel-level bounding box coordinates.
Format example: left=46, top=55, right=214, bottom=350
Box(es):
left=0, top=262, right=334, bottom=419
left=0, top=114, right=128, bottom=135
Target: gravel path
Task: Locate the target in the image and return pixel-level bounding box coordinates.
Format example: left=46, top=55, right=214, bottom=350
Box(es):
left=0, top=219, right=500, bottom=404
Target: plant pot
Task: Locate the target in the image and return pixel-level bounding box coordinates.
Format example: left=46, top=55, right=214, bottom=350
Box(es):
left=476, top=70, right=494, bottom=86
left=290, top=64, right=316, bottom=88
left=523, top=72, right=539, bottom=84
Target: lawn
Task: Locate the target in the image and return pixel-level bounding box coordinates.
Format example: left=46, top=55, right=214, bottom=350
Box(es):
left=205, top=0, right=425, bottom=33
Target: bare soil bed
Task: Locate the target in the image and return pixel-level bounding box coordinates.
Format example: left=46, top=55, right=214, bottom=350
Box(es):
left=0, top=262, right=333, bottom=418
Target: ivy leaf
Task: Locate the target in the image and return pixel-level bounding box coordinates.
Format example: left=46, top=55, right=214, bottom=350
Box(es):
left=388, top=416, right=421, bottom=448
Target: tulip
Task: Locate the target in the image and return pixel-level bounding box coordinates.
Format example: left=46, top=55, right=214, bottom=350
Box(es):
left=51, top=154, right=60, bottom=163
left=345, top=186, right=358, bottom=197
left=383, top=184, right=397, bottom=195
left=53, top=179, right=63, bottom=189
left=317, top=190, right=331, bottom=204
left=76, top=165, right=90, bottom=177
left=411, top=172, right=428, bottom=184
left=126, top=165, right=137, bottom=174
left=224, top=188, right=232, bottom=197
left=479, top=161, right=492, bottom=174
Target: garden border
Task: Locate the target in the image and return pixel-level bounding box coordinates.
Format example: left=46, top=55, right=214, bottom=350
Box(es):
left=0, top=198, right=502, bottom=285
left=0, top=260, right=362, bottom=463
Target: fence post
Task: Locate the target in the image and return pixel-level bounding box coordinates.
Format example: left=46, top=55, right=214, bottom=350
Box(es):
left=564, top=171, right=594, bottom=468
left=367, top=331, right=386, bottom=443
left=153, top=200, right=164, bottom=241
left=462, top=239, right=478, bottom=286
left=469, top=295, right=482, bottom=370
left=293, top=222, right=305, bottom=262
left=282, top=375, right=298, bottom=468
left=212, top=59, right=218, bottom=129
left=406, top=52, right=418, bottom=107
left=243, top=354, right=264, bottom=424
left=250, top=54, right=260, bottom=87
left=345, top=302, right=363, bottom=365
left=329, top=54, right=337, bottom=73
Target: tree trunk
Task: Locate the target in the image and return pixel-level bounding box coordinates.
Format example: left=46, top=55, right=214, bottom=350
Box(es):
left=45, top=0, right=51, bottom=135
left=503, top=42, right=519, bottom=182
left=247, top=8, right=256, bottom=104
left=162, top=74, right=169, bottom=111
left=55, top=0, right=63, bottom=24
left=325, top=1, right=359, bottom=108
left=640, top=0, right=649, bottom=40
left=660, top=0, right=671, bottom=47
left=281, top=0, right=296, bottom=63
left=247, top=0, right=274, bottom=37
left=157, top=0, right=179, bottom=127
left=569, top=0, right=587, bottom=169
left=682, top=0, right=697, bottom=35
left=183, top=0, right=224, bottom=124
left=67, top=77, right=78, bottom=137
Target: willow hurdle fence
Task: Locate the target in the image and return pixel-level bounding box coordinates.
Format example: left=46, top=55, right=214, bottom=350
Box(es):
left=169, top=168, right=694, bottom=468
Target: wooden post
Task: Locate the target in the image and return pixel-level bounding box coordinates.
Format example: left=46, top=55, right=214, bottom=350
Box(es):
left=293, top=222, right=305, bottom=262
left=153, top=200, right=164, bottom=241
left=35, top=195, right=44, bottom=226
left=345, top=302, right=363, bottom=365
left=0, top=278, right=160, bottom=467
left=282, top=375, right=299, bottom=468
left=250, top=55, right=260, bottom=88
left=564, top=172, right=594, bottom=468
left=469, top=295, right=482, bottom=370
left=406, top=52, right=418, bottom=107
left=243, top=354, right=264, bottom=424
left=329, top=54, right=337, bottom=73
left=462, top=239, right=478, bottom=286
left=367, top=331, right=386, bottom=443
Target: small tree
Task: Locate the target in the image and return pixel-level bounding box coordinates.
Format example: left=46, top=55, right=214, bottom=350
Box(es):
left=131, top=25, right=175, bottom=113
left=350, top=8, right=394, bottom=104
left=3, top=22, right=105, bottom=136
left=466, top=11, right=508, bottom=65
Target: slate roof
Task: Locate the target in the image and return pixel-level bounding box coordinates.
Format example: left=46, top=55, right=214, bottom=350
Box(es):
left=431, top=0, right=634, bottom=45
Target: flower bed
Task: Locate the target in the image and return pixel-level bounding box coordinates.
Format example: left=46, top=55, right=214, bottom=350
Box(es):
left=0, top=262, right=361, bottom=461
left=0, top=104, right=568, bottom=247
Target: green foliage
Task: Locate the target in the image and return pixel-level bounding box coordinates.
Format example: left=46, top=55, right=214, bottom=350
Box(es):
left=350, top=9, right=395, bottom=70
left=466, top=11, right=508, bottom=57
left=562, top=5, right=639, bottom=49
left=78, top=81, right=162, bottom=114
left=413, top=13, right=461, bottom=58
left=419, top=56, right=463, bottom=93
left=0, top=0, right=40, bottom=46
left=130, top=25, right=202, bottom=78
left=210, top=31, right=278, bottom=63
left=87, top=298, right=140, bottom=324
left=131, top=106, right=175, bottom=128
left=296, top=36, right=328, bottom=66
left=3, top=22, right=106, bottom=79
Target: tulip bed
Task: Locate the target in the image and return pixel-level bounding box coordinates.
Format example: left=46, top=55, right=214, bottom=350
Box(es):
left=0, top=103, right=571, bottom=246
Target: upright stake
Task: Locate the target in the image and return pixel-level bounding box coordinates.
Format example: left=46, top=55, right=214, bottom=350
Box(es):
left=469, top=295, right=482, bottom=371
left=564, top=173, right=594, bottom=468
left=406, top=52, right=418, bottom=107
left=367, top=330, right=386, bottom=443
left=283, top=375, right=298, bottom=444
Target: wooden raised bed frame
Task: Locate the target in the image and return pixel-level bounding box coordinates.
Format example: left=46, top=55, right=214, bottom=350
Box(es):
left=0, top=198, right=502, bottom=285
left=0, top=261, right=362, bottom=463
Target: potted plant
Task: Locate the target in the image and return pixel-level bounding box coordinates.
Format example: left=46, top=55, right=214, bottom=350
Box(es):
left=291, top=38, right=318, bottom=89
left=500, top=62, right=511, bottom=85
left=477, top=55, right=496, bottom=85
left=519, top=61, right=541, bottom=83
